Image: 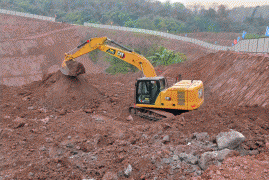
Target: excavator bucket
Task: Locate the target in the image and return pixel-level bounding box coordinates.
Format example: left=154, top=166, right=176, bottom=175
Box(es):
left=60, top=60, right=85, bottom=77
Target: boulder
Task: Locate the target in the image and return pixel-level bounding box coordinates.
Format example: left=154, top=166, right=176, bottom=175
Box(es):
left=216, top=129, right=245, bottom=150
left=124, top=164, right=132, bottom=177
left=198, top=151, right=220, bottom=170
left=126, top=115, right=133, bottom=121
left=178, top=153, right=198, bottom=165
left=162, top=135, right=170, bottom=143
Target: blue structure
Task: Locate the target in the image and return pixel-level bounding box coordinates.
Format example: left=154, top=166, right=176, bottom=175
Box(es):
left=265, top=26, right=269, bottom=37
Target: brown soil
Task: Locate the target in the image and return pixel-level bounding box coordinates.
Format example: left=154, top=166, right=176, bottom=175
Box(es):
left=1, top=14, right=269, bottom=180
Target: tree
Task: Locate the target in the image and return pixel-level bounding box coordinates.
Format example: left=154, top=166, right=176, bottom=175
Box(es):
left=171, top=2, right=187, bottom=21
left=217, top=5, right=232, bottom=32
left=106, top=11, right=131, bottom=26
left=43, top=0, right=54, bottom=14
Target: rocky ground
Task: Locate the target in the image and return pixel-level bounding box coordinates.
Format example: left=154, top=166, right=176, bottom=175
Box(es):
left=1, top=13, right=269, bottom=180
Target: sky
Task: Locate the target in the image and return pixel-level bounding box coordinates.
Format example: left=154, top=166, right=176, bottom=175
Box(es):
left=156, top=0, right=269, bottom=9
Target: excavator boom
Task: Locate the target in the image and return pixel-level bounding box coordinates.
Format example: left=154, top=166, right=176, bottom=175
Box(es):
left=60, top=37, right=156, bottom=77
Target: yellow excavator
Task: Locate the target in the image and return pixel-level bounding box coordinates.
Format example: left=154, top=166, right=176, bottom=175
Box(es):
left=60, top=37, right=204, bottom=120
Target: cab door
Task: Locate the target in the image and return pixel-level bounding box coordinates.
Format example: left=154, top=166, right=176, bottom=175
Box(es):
left=136, top=80, right=160, bottom=105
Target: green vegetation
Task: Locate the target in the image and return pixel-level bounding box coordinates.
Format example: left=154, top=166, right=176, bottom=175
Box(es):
left=104, top=46, right=186, bottom=75
left=105, top=56, right=137, bottom=75
left=148, top=46, right=187, bottom=66
left=244, top=34, right=267, bottom=39
left=1, top=0, right=268, bottom=34
left=88, top=49, right=99, bottom=64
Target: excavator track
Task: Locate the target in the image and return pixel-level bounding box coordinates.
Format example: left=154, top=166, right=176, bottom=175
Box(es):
left=129, top=107, right=175, bottom=121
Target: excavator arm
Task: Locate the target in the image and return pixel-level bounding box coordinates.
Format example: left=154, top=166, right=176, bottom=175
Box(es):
left=61, top=37, right=156, bottom=77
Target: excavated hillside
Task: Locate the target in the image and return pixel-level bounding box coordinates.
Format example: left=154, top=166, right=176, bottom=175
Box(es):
left=1, top=13, right=269, bottom=180
left=162, top=51, right=269, bottom=108
left=0, top=14, right=210, bottom=87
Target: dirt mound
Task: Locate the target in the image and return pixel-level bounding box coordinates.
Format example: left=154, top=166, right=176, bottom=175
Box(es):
left=162, top=51, right=269, bottom=107
left=20, top=70, right=104, bottom=111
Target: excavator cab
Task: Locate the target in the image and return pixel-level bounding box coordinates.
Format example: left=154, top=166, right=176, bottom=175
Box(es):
left=135, top=77, right=166, bottom=105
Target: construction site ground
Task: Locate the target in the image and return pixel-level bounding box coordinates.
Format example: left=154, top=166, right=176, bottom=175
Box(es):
left=0, top=14, right=269, bottom=180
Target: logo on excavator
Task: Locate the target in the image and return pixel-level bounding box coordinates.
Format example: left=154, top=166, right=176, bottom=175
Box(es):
left=117, top=51, right=125, bottom=58
left=106, top=49, right=116, bottom=55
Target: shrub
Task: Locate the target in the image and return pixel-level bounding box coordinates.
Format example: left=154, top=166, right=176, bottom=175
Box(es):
left=244, top=34, right=260, bottom=39
left=105, top=56, right=137, bottom=75
left=147, top=46, right=186, bottom=66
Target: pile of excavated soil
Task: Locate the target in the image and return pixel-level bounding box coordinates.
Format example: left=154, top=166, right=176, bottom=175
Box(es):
left=18, top=70, right=104, bottom=111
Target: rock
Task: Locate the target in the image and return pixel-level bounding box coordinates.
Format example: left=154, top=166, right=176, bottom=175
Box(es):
left=38, top=107, right=48, bottom=113
left=234, top=145, right=250, bottom=156
left=28, top=172, right=34, bottom=177
left=84, top=109, right=94, bottom=113
left=45, top=137, right=53, bottom=143
left=102, top=171, right=118, bottom=180
left=216, top=129, right=245, bottom=150
left=142, top=134, right=148, bottom=139
left=172, top=155, right=179, bottom=161
left=192, top=132, right=210, bottom=142
left=184, top=164, right=201, bottom=174
left=39, top=146, right=46, bottom=151
left=49, top=115, right=55, bottom=118
left=162, top=135, right=170, bottom=143
left=199, top=150, right=225, bottom=170
left=13, top=117, right=26, bottom=129
left=4, top=115, right=10, bottom=119
left=59, top=109, right=67, bottom=115
left=66, top=143, right=74, bottom=148
left=28, top=106, right=34, bottom=110
left=68, top=136, right=71, bottom=139
left=140, top=175, right=146, bottom=179
left=22, top=96, right=31, bottom=101
left=151, top=155, right=156, bottom=164
left=162, top=158, right=171, bottom=164
left=124, top=164, right=132, bottom=177
left=179, top=153, right=198, bottom=165
left=216, top=148, right=232, bottom=162
left=126, top=115, right=133, bottom=121
left=40, top=117, right=50, bottom=124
